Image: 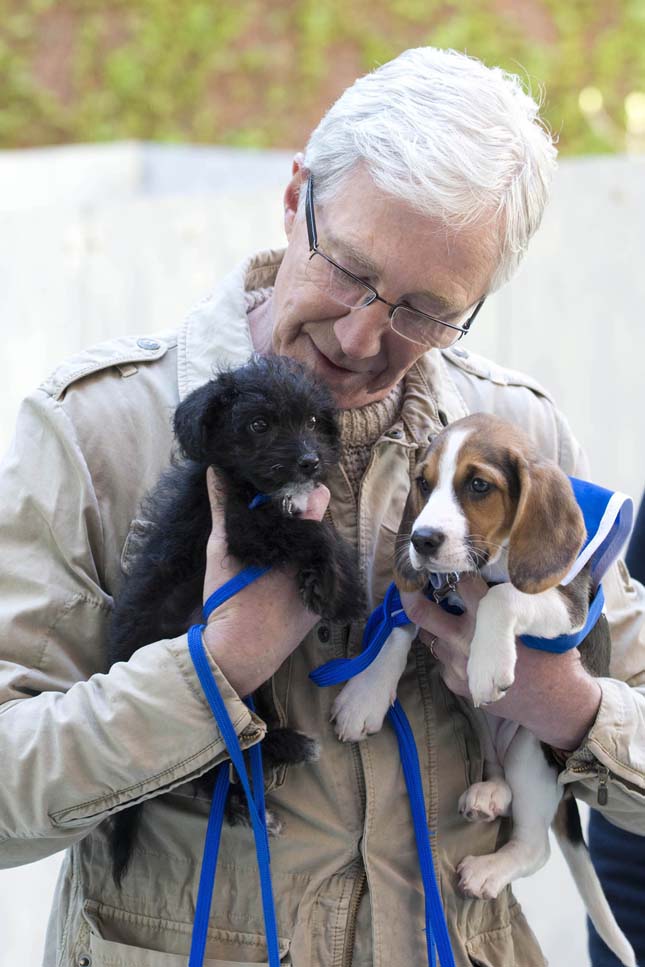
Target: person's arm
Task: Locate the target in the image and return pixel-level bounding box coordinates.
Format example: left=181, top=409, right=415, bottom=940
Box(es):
left=0, top=391, right=323, bottom=868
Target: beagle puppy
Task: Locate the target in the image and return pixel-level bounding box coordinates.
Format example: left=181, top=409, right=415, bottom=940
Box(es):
left=331, top=413, right=636, bottom=966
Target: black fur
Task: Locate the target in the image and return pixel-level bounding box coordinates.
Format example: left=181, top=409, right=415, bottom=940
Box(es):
left=106, top=355, right=365, bottom=886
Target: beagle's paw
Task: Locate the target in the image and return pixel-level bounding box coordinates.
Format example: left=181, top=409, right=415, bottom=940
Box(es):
left=457, top=853, right=509, bottom=900
left=458, top=779, right=513, bottom=822
left=466, top=643, right=516, bottom=708
left=331, top=673, right=395, bottom=743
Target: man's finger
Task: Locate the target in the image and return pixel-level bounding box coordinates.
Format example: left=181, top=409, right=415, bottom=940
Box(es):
left=206, top=467, right=228, bottom=543
left=400, top=590, right=464, bottom=640
left=301, top=484, right=330, bottom=521
left=457, top=573, right=489, bottom=610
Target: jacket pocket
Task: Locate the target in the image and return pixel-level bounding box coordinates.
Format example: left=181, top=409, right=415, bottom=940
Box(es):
left=81, top=901, right=291, bottom=966
left=87, top=933, right=291, bottom=966
left=465, top=916, right=547, bottom=967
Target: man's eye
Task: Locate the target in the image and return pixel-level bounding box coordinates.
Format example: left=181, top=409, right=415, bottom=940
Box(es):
left=306, top=415, right=317, bottom=430
left=417, top=476, right=431, bottom=495
left=249, top=418, right=269, bottom=434
left=470, top=477, right=491, bottom=494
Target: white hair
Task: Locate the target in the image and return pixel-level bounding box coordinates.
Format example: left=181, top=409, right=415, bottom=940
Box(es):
left=301, top=47, right=558, bottom=291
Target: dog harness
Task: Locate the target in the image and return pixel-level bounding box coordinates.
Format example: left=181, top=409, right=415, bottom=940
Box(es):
left=424, top=478, right=633, bottom=653
left=522, top=478, right=633, bottom=652
left=185, top=478, right=632, bottom=967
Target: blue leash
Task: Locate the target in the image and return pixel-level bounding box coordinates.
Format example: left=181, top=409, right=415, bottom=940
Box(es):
left=309, top=583, right=455, bottom=967
left=187, top=564, right=282, bottom=967
left=187, top=567, right=456, bottom=967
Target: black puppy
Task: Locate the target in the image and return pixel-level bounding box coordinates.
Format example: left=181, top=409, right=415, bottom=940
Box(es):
left=106, top=354, right=365, bottom=885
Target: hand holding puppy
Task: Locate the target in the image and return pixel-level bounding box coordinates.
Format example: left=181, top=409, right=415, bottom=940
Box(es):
left=202, top=468, right=332, bottom=696
left=402, top=577, right=601, bottom=751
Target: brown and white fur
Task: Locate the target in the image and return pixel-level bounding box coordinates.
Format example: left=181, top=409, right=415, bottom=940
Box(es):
left=331, top=413, right=636, bottom=967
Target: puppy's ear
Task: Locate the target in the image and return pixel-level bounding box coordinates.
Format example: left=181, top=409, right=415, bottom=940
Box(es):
left=173, top=374, right=236, bottom=461
left=508, top=456, right=586, bottom=594
left=394, top=465, right=429, bottom=594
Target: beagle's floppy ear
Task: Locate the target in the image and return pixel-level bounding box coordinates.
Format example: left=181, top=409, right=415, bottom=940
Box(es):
left=173, top=372, right=236, bottom=462
left=394, top=465, right=429, bottom=594
left=508, top=456, right=586, bottom=594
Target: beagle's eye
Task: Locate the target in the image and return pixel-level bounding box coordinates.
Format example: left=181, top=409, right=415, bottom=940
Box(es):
left=417, top=476, right=431, bottom=495
left=306, top=415, right=317, bottom=430
left=249, top=418, right=269, bottom=434
left=470, top=477, right=491, bottom=494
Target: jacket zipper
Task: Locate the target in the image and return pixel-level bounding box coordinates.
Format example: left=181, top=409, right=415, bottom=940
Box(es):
left=568, top=760, right=644, bottom=806
left=596, top=763, right=609, bottom=805
left=325, top=473, right=368, bottom=967
left=342, top=868, right=367, bottom=967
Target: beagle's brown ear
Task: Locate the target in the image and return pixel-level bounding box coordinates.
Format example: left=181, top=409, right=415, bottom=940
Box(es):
left=508, top=456, right=586, bottom=594
left=394, top=471, right=428, bottom=594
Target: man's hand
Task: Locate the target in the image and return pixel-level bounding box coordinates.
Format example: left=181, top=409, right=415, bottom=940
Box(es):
left=201, top=468, right=330, bottom=697
left=401, top=575, right=602, bottom=751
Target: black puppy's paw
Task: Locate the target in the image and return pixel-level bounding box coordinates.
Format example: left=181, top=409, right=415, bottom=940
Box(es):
left=299, top=559, right=366, bottom=624
left=326, top=575, right=367, bottom=624
left=262, top=727, right=320, bottom=767
left=299, top=567, right=328, bottom=618
left=224, top=788, right=283, bottom=836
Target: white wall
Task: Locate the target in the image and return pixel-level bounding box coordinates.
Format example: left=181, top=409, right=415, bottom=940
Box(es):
left=0, top=143, right=643, bottom=967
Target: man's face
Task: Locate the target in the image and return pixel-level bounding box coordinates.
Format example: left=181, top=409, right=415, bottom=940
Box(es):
left=252, top=163, right=497, bottom=410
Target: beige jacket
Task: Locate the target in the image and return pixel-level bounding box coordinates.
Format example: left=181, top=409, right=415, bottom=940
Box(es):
left=1, top=250, right=644, bottom=967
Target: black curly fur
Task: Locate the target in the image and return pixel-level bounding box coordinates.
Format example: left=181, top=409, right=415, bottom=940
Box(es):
left=105, top=355, right=366, bottom=886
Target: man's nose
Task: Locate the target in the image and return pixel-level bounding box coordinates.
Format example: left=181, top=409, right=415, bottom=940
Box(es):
left=333, top=302, right=390, bottom=359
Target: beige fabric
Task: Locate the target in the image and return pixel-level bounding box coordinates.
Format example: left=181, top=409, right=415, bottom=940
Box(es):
left=0, top=248, right=644, bottom=967
left=337, top=382, right=404, bottom=497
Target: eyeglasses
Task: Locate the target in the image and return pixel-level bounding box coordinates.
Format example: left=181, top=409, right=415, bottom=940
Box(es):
left=304, top=175, right=485, bottom=349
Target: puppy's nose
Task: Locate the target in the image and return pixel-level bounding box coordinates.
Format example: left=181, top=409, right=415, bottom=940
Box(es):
left=411, top=528, right=445, bottom=556
left=298, top=452, right=320, bottom=475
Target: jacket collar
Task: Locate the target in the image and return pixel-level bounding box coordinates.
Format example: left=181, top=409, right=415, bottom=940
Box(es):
left=176, top=248, right=470, bottom=435
left=177, top=248, right=284, bottom=402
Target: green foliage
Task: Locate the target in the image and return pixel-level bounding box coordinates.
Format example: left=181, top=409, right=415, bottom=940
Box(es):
left=0, top=0, right=643, bottom=153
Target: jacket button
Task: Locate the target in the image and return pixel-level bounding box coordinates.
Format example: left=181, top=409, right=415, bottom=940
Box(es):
left=137, top=338, right=160, bottom=351
left=78, top=957, right=91, bottom=967
left=437, top=410, right=449, bottom=427
left=317, top=624, right=330, bottom=643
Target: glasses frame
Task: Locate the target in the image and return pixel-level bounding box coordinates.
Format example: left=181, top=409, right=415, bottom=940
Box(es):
left=304, top=174, right=485, bottom=347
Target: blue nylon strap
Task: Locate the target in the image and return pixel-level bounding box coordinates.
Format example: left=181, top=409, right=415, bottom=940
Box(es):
left=521, top=584, right=606, bottom=653
left=388, top=699, right=458, bottom=967
left=309, top=582, right=409, bottom=687
left=188, top=563, right=282, bottom=967
left=188, top=762, right=230, bottom=967
left=202, top=565, right=271, bottom=618
left=309, top=583, right=456, bottom=967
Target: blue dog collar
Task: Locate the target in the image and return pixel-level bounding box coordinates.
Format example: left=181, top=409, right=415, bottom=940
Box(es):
left=248, top=493, right=271, bottom=510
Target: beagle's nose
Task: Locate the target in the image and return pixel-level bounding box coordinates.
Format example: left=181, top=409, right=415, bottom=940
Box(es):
left=411, top=528, right=445, bottom=556
left=298, top=452, right=320, bottom=475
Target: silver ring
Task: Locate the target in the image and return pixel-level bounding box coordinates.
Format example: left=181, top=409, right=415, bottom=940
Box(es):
left=428, top=636, right=439, bottom=660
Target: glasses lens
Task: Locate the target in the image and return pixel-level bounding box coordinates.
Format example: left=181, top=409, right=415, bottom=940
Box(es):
left=305, top=253, right=375, bottom=309
left=391, top=306, right=462, bottom=349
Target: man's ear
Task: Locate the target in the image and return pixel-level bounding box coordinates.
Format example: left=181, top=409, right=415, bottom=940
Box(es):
left=508, top=456, right=586, bottom=593
left=394, top=470, right=428, bottom=594
left=283, top=153, right=308, bottom=239
left=173, top=373, right=235, bottom=462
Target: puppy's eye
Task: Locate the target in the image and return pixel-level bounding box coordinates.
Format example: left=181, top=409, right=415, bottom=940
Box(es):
left=306, top=415, right=317, bottom=430
left=470, top=477, right=491, bottom=494
left=249, top=418, right=269, bottom=434
left=417, top=476, right=431, bottom=495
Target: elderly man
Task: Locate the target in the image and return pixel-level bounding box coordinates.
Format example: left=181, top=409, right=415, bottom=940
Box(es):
left=1, top=47, right=644, bottom=967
